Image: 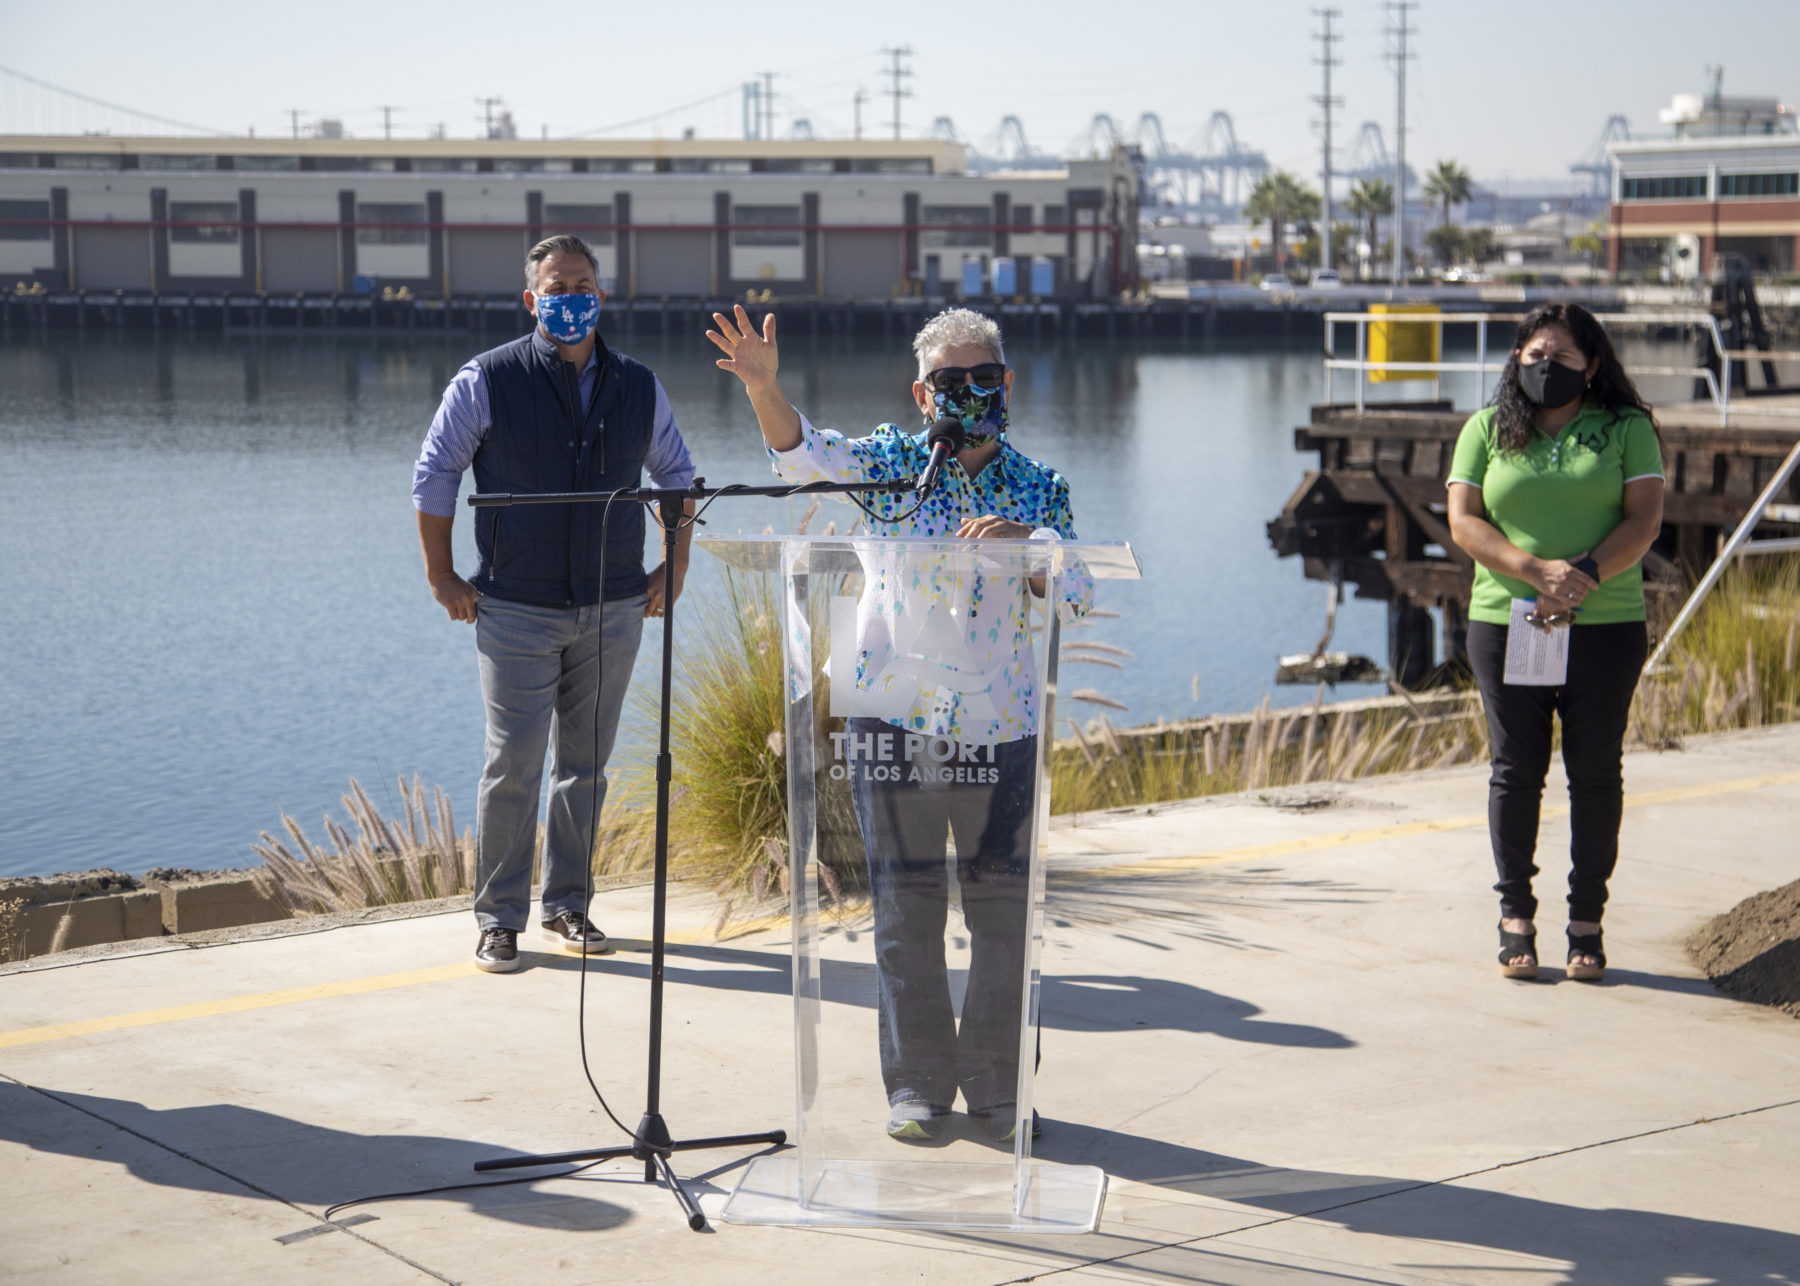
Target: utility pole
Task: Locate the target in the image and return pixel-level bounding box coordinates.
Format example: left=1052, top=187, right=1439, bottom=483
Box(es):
left=853, top=87, right=866, bottom=141
left=476, top=96, right=504, bottom=139
left=1313, top=8, right=1342, bottom=274
left=1387, top=1, right=1417, bottom=287
left=760, top=70, right=776, bottom=140
left=288, top=108, right=303, bottom=140
left=880, top=46, right=913, bottom=140
left=380, top=105, right=395, bottom=140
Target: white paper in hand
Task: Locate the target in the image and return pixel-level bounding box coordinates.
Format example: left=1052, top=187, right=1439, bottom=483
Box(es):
left=1503, top=598, right=1571, bottom=686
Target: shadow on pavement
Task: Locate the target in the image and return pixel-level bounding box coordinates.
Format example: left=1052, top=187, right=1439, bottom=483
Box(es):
left=541, top=943, right=1353, bottom=1045
left=1032, top=1119, right=1800, bottom=1284
left=0, top=1081, right=636, bottom=1232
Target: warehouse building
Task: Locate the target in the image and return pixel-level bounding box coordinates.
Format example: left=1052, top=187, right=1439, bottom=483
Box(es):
left=0, top=136, right=1137, bottom=300
left=1607, top=91, right=1800, bottom=277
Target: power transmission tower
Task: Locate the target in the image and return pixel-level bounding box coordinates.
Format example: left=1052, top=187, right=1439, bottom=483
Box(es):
left=1314, top=8, right=1342, bottom=273
left=380, top=105, right=396, bottom=140
left=879, top=46, right=913, bottom=140
left=1387, top=2, right=1417, bottom=286
left=288, top=108, right=304, bottom=139
left=853, top=88, right=867, bottom=141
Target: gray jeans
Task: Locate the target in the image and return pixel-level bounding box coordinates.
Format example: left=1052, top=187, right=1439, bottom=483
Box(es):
left=472, top=593, right=646, bottom=932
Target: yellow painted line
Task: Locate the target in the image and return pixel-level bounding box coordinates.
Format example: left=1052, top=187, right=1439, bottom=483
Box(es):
left=4, top=767, right=1798, bottom=1051
left=1057, top=766, right=1800, bottom=883
left=0, top=963, right=476, bottom=1051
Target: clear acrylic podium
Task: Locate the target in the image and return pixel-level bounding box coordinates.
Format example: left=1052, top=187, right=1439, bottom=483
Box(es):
left=699, top=534, right=1140, bottom=1233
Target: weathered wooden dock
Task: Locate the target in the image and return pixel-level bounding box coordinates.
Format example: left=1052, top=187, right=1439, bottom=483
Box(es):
left=1267, top=399, right=1800, bottom=685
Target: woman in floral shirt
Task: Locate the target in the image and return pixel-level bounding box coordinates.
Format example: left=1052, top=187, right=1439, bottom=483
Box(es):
left=709, top=305, right=1089, bottom=1145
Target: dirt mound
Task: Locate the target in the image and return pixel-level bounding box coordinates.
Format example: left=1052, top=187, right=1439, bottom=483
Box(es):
left=1688, top=879, right=1800, bottom=1019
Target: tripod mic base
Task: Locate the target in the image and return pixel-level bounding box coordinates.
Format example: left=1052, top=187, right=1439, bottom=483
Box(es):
left=473, top=1123, right=789, bottom=1231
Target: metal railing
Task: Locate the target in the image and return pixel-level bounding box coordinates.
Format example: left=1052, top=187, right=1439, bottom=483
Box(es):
left=1720, top=349, right=1800, bottom=423
left=1322, top=310, right=1729, bottom=421
left=1643, top=436, right=1800, bottom=674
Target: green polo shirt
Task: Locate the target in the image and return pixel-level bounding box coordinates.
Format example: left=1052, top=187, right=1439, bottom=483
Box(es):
left=1448, top=402, right=1664, bottom=626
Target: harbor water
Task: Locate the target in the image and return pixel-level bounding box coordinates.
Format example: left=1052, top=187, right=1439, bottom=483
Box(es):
left=2, top=328, right=1419, bottom=879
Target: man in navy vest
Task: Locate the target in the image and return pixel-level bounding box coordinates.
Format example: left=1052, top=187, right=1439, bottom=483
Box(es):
left=413, top=234, right=696, bottom=973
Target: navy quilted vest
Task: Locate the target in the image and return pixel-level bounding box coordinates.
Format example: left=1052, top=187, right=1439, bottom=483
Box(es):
left=469, top=331, right=654, bottom=606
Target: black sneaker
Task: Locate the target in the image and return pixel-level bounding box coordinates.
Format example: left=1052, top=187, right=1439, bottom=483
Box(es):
left=474, top=926, right=520, bottom=973
left=542, top=910, right=611, bottom=955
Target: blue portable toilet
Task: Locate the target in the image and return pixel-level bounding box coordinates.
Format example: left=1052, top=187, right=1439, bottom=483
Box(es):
left=960, top=257, right=984, bottom=298
left=992, top=257, right=1016, bottom=296
left=1029, top=257, right=1054, bottom=298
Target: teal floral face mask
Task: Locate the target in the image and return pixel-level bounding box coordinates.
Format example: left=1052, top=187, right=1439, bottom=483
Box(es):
left=927, top=382, right=1008, bottom=445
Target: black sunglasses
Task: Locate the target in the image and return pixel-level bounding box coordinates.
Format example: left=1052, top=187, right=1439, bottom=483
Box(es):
left=925, top=363, right=1008, bottom=393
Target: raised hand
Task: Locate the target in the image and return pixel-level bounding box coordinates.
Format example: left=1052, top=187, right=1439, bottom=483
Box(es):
left=705, top=304, right=800, bottom=450
left=706, top=304, right=780, bottom=391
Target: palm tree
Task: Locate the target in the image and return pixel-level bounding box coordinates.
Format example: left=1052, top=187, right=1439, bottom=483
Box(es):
left=1244, top=171, right=1322, bottom=272
left=1345, top=178, right=1393, bottom=281
left=1423, top=159, right=1472, bottom=227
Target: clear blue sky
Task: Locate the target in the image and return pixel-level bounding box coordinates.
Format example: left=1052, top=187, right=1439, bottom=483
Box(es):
left=2, top=0, right=1795, bottom=188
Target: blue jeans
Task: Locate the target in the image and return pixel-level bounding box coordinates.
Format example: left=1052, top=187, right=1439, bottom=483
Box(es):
left=846, top=717, right=1039, bottom=1112
left=472, top=594, right=645, bottom=932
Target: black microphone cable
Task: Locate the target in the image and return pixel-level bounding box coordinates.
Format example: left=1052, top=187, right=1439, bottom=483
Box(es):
left=324, top=488, right=649, bottom=1223
left=325, top=442, right=951, bottom=1219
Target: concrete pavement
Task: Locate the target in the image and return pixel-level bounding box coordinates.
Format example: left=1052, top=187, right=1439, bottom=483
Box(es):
left=3, top=724, right=1799, bottom=1285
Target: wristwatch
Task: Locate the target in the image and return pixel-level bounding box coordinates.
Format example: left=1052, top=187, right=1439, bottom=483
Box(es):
left=1573, top=556, right=1600, bottom=581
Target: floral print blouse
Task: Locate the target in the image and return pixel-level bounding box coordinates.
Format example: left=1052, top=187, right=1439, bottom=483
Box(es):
left=770, top=415, right=1094, bottom=745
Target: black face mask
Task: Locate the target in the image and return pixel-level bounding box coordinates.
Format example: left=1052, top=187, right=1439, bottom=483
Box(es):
left=1519, top=358, right=1589, bottom=409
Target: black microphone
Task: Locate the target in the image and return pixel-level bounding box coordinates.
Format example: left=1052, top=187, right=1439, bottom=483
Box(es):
left=914, top=416, right=966, bottom=496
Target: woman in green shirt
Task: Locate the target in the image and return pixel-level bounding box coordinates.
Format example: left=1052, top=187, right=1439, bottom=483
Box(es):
left=1447, top=303, right=1666, bottom=983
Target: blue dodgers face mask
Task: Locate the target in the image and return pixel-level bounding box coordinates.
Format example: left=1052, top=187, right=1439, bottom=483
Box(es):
left=928, top=382, right=1008, bottom=445
left=534, top=292, right=600, bottom=344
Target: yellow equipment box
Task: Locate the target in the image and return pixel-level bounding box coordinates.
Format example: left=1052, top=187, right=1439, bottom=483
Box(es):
left=1368, top=303, right=1440, bottom=382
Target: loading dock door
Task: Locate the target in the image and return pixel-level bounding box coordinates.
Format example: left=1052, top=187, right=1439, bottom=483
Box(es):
left=260, top=229, right=340, bottom=292
left=72, top=228, right=152, bottom=290
left=822, top=230, right=904, bottom=298
left=449, top=229, right=527, bottom=295
left=633, top=230, right=712, bottom=297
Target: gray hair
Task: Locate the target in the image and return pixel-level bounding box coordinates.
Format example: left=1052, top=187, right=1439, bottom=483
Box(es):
left=525, top=234, right=599, bottom=291
left=912, top=308, right=1005, bottom=381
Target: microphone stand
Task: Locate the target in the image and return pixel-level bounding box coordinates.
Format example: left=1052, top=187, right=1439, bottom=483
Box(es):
left=465, top=474, right=917, bottom=1231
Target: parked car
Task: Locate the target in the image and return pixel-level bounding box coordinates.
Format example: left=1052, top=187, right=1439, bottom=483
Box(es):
left=1259, top=273, right=1292, bottom=291
left=1309, top=269, right=1344, bottom=289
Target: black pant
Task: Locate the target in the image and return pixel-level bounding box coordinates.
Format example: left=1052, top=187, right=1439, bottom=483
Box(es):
left=1467, top=619, right=1647, bottom=924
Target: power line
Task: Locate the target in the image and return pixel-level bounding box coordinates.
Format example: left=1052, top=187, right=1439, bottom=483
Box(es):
left=879, top=46, right=912, bottom=140
left=0, top=63, right=227, bottom=135
left=565, top=84, right=742, bottom=139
